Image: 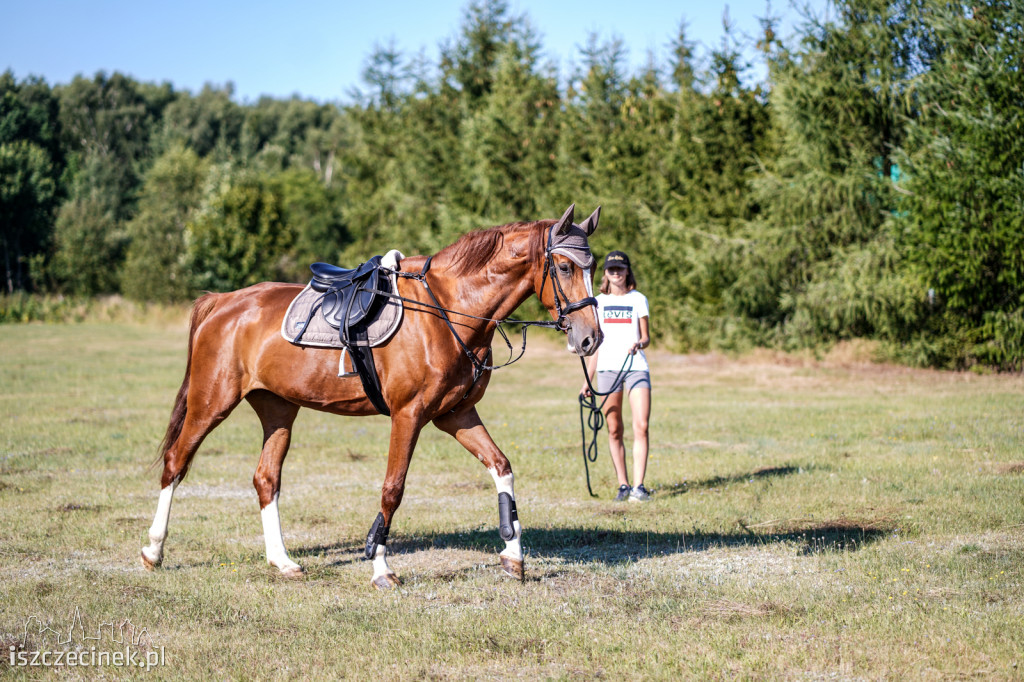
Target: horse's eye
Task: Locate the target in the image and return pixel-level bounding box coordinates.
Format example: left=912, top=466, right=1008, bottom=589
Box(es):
left=558, top=263, right=572, bottom=275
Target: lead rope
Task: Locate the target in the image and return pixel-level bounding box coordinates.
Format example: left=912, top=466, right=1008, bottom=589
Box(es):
left=577, top=353, right=634, bottom=497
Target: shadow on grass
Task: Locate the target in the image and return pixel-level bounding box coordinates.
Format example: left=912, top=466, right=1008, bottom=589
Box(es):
left=292, top=518, right=892, bottom=568
left=404, top=521, right=890, bottom=565
left=659, top=464, right=808, bottom=499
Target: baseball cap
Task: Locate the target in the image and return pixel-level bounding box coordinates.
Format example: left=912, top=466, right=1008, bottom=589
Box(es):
left=603, top=251, right=630, bottom=270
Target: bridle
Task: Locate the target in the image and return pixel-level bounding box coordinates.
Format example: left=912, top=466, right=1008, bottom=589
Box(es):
left=538, top=223, right=599, bottom=332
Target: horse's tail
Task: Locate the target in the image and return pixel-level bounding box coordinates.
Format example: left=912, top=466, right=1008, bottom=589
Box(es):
left=151, top=294, right=219, bottom=469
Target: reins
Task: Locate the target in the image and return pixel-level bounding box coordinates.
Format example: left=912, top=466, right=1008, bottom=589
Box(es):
left=576, top=353, right=634, bottom=497
left=362, top=255, right=573, bottom=399
left=402, top=257, right=564, bottom=384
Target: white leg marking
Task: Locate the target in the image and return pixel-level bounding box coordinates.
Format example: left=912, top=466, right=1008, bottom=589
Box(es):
left=371, top=545, right=394, bottom=582
left=489, top=467, right=522, bottom=562
left=261, top=493, right=302, bottom=574
left=142, top=481, right=177, bottom=565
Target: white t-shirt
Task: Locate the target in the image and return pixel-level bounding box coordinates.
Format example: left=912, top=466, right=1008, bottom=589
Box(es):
left=596, top=290, right=649, bottom=372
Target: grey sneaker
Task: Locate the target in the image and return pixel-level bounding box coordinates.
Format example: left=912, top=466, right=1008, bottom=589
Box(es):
left=628, top=484, right=651, bottom=502
left=614, top=484, right=631, bottom=502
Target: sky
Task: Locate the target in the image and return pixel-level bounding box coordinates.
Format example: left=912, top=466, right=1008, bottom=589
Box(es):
left=2, top=0, right=828, bottom=103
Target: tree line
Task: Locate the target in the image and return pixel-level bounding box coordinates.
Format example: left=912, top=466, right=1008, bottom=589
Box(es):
left=2, top=0, right=1022, bottom=368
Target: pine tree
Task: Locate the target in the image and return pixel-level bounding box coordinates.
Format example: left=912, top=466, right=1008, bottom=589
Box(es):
left=724, top=0, right=934, bottom=348
left=460, top=23, right=560, bottom=221
left=898, top=0, right=1024, bottom=368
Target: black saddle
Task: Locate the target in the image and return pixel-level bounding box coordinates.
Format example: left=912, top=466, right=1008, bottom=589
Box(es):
left=294, top=255, right=394, bottom=416
left=310, top=257, right=389, bottom=330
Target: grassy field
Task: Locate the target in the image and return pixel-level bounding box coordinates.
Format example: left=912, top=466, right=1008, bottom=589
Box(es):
left=1, top=320, right=1023, bottom=679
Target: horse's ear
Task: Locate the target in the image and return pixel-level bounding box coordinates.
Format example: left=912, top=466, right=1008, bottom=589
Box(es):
left=579, top=206, right=601, bottom=236
left=552, top=203, right=575, bottom=236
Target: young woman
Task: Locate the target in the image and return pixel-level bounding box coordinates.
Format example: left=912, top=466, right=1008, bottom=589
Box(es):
left=581, top=251, right=652, bottom=501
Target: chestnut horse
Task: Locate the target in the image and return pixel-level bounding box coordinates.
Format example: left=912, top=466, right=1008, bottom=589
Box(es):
left=141, top=205, right=602, bottom=587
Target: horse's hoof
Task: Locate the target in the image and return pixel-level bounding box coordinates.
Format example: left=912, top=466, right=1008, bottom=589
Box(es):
left=372, top=573, right=401, bottom=590
left=500, top=555, right=524, bottom=582
left=140, top=550, right=161, bottom=571
left=278, top=565, right=305, bottom=580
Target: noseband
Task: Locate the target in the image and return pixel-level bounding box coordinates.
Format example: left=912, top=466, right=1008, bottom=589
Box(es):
left=540, top=227, right=598, bottom=332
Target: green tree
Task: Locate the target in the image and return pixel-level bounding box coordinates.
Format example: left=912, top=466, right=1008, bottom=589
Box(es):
left=122, top=145, right=209, bottom=302
left=56, top=73, right=157, bottom=219
left=722, top=0, right=934, bottom=349
left=460, top=27, right=560, bottom=220
left=560, top=32, right=630, bottom=206
left=351, top=39, right=412, bottom=112
left=271, top=166, right=348, bottom=281
left=51, top=72, right=164, bottom=293
left=440, top=0, right=524, bottom=108
left=897, top=0, right=1024, bottom=368
left=155, top=83, right=243, bottom=160
left=49, top=192, right=122, bottom=295
left=185, top=169, right=294, bottom=291
left=631, top=16, right=771, bottom=349
left=0, top=141, right=57, bottom=292
left=0, top=72, right=63, bottom=292
left=341, top=38, right=471, bottom=257
left=340, top=47, right=430, bottom=256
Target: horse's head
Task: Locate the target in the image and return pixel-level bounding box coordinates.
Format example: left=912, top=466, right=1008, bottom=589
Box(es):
left=538, top=204, right=603, bottom=357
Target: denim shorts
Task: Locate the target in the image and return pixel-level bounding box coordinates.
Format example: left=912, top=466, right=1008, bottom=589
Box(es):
left=596, top=370, right=651, bottom=394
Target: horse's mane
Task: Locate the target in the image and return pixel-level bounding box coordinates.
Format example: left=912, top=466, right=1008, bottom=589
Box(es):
left=437, top=220, right=552, bottom=277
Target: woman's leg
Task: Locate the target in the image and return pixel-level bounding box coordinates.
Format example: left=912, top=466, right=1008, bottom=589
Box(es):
left=628, top=387, right=651, bottom=486
left=603, top=391, right=629, bottom=486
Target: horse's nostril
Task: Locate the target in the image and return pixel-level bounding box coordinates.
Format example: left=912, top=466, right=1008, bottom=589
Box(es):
left=581, top=337, right=593, bottom=351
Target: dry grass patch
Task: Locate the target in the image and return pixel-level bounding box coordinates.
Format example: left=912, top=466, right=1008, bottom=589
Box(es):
left=700, top=598, right=800, bottom=622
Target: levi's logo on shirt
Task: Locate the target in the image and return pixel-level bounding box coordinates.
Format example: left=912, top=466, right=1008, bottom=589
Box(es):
left=603, top=305, right=632, bottom=323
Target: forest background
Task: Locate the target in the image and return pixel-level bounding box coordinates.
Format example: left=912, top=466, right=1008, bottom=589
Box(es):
left=2, top=0, right=1022, bottom=369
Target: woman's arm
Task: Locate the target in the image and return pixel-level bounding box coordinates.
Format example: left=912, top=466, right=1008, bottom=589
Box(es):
left=630, top=316, right=650, bottom=355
